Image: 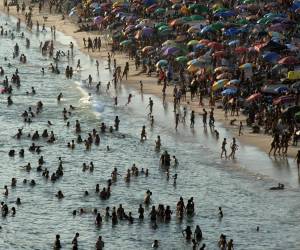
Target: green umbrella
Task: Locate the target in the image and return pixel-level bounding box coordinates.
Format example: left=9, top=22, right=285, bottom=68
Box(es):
left=188, top=3, right=209, bottom=13
left=295, top=111, right=300, bottom=119
left=158, top=28, right=171, bottom=36
left=175, top=56, right=188, bottom=63
left=257, top=17, right=272, bottom=24
left=242, top=0, right=255, bottom=3
left=154, top=8, right=165, bottom=15
left=156, top=60, right=168, bottom=67
left=120, top=40, right=133, bottom=46
left=155, top=22, right=167, bottom=28
left=158, top=25, right=169, bottom=31
left=190, top=15, right=204, bottom=21
left=181, top=16, right=192, bottom=22
left=236, top=19, right=249, bottom=25
left=187, top=40, right=199, bottom=46
left=210, top=22, right=224, bottom=30
left=213, top=7, right=229, bottom=13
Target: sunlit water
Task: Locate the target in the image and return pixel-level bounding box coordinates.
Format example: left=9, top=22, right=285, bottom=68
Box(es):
left=0, top=13, right=299, bottom=250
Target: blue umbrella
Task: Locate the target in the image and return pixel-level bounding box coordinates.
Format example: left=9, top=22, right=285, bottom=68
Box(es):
left=214, top=11, right=235, bottom=18
left=194, top=44, right=205, bottom=51
left=262, top=52, right=280, bottom=63
left=274, top=86, right=289, bottom=94
left=228, top=40, right=240, bottom=46
left=222, top=88, right=237, bottom=96
left=200, top=26, right=213, bottom=34
left=224, top=28, right=240, bottom=36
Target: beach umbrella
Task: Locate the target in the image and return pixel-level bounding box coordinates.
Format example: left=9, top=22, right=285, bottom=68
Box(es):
left=142, top=46, right=154, bottom=53
left=235, top=47, right=248, bottom=53
left=214, top=10, right=235, bottom=18
left=194, top=44, right=205, bottom=51
left=207, top=42, right=223, bottom=50
left=222, top=88, right=237, bottom=96
left=214, top=66, right=229, bottom=73
left=156, top=60, right=168, bottom=67
left=146, top=4, right=158, bottom=13
left=162, top=40, right=176, bottom=47
left=190, top=15, right=204, bottom=21
left=224, top=28, right=240, bottom=36
left=163, top=47, right=179, bottom=56
left=158, top=25, right=169, bottom=31
left=155, top=22, right=167, bottom=28
left=295, top=111, right=300, bottom=120
left=188, top=26, right=201, bottom=34
left=225, top=79, right=240, bottom=86
left=212, top=79, right=229, bottom=91
left=199, top=39, right=210, bottom=45
left=216, top=72, right=231, bottom=79
left=144, top=0, right=156, bottom=6
left=246, top=93, right=262, bottom=102
left=239, top=63, right=253, bottom=69
left=187, top=64, right=203, bottom=73
left=188, top=4, right=208, bottom=13
left=187, top=40, right=199, bottom=46
left=273, top=95, right=295, bottom=105
left=154, top=8, right=165, bottom=15
left=274, top=86, right=289, bottom=94
left=262, top=52, right=280, bottom=63
left=200, top=26, right=213, bottom=34
left=228, top=40, right=240, bottom=46
left=175, top=56, right=188, bottom=63
left=120, top=40, right=133, bottom=46
left=141, top=27, right=154, bottom=37
left=94, top=16, right=103, bottom=25
left=278, top=56, right=299, bottom=65
left=210, top=22, right=224, bottom=31
left=213, top=51, right=226, bottom=58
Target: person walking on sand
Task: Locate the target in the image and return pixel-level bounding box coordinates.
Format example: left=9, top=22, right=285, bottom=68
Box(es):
left=202, top=109, right=207, bottom=127
left=221, top=138, right=227, bottom=158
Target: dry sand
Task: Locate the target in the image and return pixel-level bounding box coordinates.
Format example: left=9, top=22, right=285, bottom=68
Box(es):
left=1, top=1, right=297, bottom=158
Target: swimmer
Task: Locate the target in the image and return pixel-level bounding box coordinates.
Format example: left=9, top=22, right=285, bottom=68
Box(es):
left=126, top=93, right=133, bottom=105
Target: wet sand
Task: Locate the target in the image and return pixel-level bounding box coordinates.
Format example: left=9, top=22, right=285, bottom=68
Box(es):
left=1, top=1, right=298, bottom=158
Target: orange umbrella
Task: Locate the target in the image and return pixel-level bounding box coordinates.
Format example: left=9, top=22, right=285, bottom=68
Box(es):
left=199, top=39, right=210, bottom=45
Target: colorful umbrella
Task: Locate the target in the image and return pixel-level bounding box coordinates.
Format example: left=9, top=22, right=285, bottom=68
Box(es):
left=222, top=88, right=237, bottom=96
left=246, top=93, right=262, bottom=102
left=156, top=60, right=168, bottom=67
left=212, top=79, right=229, bottom=91
left=278, top=56, right=299, bottom=65
left=239, top=63, right=253, bottom=69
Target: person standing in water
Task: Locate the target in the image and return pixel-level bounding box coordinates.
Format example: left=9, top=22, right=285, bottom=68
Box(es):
left=190, top=110, right=195, bottom=128
left=221, top=138, right=227, bottom=158
left=296, top=150, right=300, bottom=175
left=228, top=138, right=238, bottom=159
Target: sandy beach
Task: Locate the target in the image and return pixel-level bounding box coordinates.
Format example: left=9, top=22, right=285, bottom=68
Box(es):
left=1, top=0, right=298, bottom=159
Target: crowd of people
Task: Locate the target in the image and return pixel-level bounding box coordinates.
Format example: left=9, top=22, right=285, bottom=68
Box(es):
left=2, top=0, right=300, bottom=248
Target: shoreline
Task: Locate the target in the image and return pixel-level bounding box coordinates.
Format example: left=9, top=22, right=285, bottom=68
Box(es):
left=1, top=2, right=297, bottom=159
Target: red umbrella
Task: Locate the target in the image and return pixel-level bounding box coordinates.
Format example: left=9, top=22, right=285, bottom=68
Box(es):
left=246, top=93, right=262, bottom=102
left=213, top=50, right=225, bottom=58
left=273, top=95, right=295, bottom=105
left=235, top=47, right=248, bottom=53
left=278, top=56, right=299, bottom=65
left=207, top=42, right=223, bottom=50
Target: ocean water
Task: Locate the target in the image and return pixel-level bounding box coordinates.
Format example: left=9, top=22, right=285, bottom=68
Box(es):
left=0, top=13, right=299, bottom=250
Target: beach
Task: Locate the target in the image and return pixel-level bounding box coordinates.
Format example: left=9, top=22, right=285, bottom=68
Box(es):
left=0, top=1, right=299, bottom=249
left=1, top=0, right=297, bottom=158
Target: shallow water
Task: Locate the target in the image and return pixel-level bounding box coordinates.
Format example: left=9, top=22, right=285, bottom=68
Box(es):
left=0, top=13, right=299, bottom=250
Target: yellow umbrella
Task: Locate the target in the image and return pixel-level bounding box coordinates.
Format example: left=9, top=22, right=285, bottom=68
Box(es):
left=187, top=64, right=202, bottom=73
